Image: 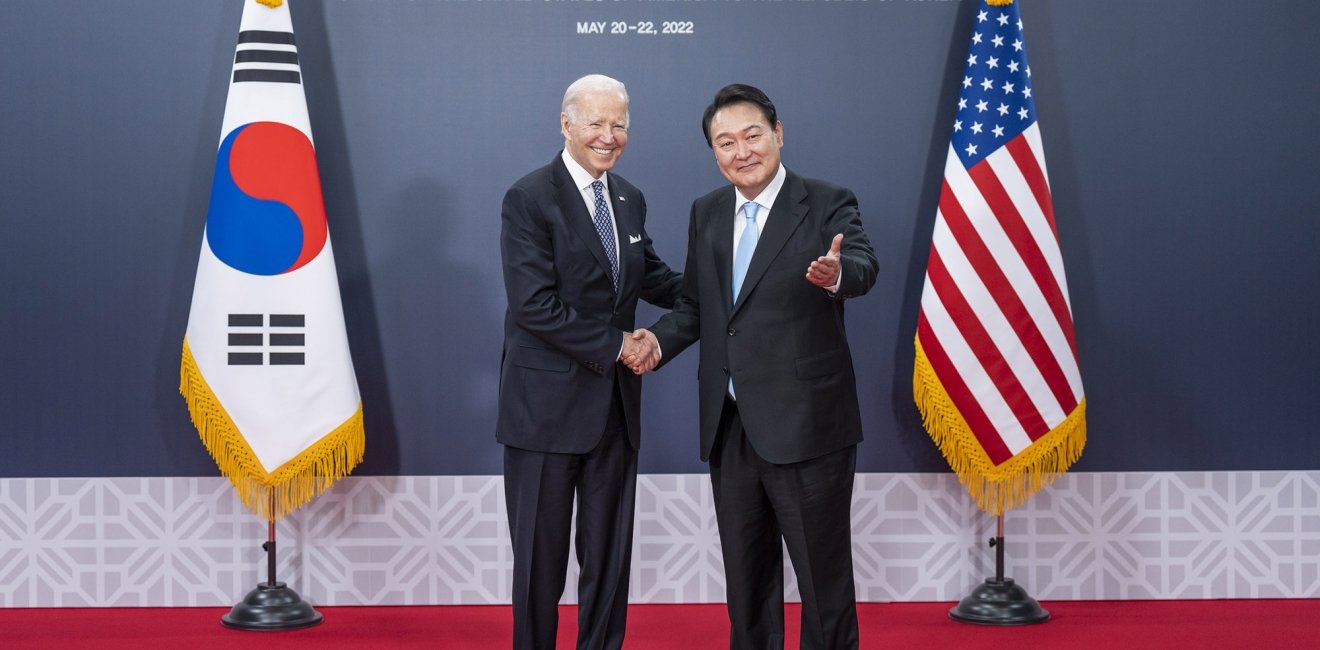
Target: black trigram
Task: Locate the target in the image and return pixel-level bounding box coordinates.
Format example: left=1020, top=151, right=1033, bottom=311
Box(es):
left=233, top=30, right=300, bottom=84
left=227, top=314, right=306, bottom=366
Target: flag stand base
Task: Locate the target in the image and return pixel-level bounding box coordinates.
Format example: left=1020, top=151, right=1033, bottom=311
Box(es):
left=949, top=517, right=1049, bottom=626
left=948, top=577, right=1050, bottom=626
left=221, top=509, right=322, bottom=631
left=221, top=581, right=323, bottom=631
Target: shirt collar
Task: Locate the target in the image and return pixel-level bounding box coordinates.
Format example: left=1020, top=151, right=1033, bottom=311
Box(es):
left=734, top=163, right=787, bottom=212
left=561, top=149, right=608, bottom=193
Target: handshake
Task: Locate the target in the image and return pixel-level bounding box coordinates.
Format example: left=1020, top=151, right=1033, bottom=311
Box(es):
left=619, top=329, right=661, bottom=375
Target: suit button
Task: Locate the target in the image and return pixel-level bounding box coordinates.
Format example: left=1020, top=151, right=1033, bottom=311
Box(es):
left=728, top=328, right=736, bottom=336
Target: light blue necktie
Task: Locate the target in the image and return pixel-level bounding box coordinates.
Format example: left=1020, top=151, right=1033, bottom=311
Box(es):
left=731, top=201, right=759, bottom=304
left=729, top=201, right=758, bottom=399
left=590, top=180, right=619, bottom=288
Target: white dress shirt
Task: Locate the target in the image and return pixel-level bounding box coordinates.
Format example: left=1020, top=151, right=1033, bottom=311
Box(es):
left=561, top=149, right=621, bottom=267
left=560, top=149, right=633, bottom=361
left=731, top=163, right=840, bottom=294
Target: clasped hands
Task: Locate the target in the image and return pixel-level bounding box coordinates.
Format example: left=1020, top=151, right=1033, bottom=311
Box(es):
left=620, top=329, right=660, bottom=375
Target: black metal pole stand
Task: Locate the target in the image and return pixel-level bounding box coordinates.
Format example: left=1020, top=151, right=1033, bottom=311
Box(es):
left=949, top=514, right=1050, bottom=625
left=221, top=493, right=323, bottom=630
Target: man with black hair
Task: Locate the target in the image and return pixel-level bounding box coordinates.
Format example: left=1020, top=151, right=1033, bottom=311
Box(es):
left=630, top=83, right=878, bottom=650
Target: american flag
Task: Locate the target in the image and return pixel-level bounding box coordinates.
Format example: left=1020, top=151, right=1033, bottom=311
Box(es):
left=914, top=0, right=1086, bottom=516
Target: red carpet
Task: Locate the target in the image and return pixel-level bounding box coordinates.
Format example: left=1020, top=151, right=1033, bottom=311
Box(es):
left=1, top=601, right=1316, bottom=648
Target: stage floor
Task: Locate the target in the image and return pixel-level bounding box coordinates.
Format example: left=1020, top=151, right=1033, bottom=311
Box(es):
left=2, top=600, right=1316, bottom=648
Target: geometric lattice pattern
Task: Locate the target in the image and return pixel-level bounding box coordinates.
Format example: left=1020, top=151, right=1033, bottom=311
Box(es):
left=1, top=472, right=1317, bottom=607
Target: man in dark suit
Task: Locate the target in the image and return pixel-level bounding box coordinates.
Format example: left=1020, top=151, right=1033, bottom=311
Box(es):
left=631, top=84, right=878, bottom=649
left=497, top=74, right=681, bottom=650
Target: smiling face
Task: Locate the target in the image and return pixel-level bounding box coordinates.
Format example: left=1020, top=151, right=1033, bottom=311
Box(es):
left=708, top=101, right=783, bottom=198
left=561, top=90, right=629, bottom=179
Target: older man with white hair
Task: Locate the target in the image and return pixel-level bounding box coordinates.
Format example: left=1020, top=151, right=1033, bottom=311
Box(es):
left=496, top=74, right=681, bottom=650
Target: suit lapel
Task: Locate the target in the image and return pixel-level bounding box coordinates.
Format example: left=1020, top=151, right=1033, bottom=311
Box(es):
left=552, top=157, right=616, bottom=295
left=710, top=190, right=736, bottom=311
left=611, top=185, right=639, bottom=302
left=732, top=172, right=807, bottom=315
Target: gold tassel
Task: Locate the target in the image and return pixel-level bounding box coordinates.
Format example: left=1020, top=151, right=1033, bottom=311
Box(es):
left=914, top=334, right=1086, bottom=516
left=180, top=338, right=364, bottom=521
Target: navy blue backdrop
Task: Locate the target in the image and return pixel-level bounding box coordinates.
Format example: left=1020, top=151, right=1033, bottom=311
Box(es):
left=1, top=0, right=1317, bottom=477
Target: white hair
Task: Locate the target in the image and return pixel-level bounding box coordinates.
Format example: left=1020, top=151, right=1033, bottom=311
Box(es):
left=561, top=74, right=630, bottom=127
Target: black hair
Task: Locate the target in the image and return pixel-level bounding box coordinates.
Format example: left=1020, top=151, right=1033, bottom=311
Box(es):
left=701, top=84, right=778, bottom=148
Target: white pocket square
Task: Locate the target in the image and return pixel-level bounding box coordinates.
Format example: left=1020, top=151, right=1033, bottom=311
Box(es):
left=629, top=234, right=642, bottom=244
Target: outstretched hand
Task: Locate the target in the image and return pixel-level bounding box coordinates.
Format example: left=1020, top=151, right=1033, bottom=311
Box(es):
left=806, top=233, right=844, bottom=288
left=620, top=329, right=661, bottom=375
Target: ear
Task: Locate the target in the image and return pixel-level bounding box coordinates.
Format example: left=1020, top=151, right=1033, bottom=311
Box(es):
left=561, top=113, right=571, bottom=139
left=773, top=120, right=784, bottom=147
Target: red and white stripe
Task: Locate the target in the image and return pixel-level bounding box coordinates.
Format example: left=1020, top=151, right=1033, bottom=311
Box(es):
left=917, top=122, right=1083, bottom=465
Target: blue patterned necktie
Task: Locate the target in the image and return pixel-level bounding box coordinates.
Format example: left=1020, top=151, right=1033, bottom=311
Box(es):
left=731, top=201, right=759, bottom=304
left=590, top=180, right=618, bottom=288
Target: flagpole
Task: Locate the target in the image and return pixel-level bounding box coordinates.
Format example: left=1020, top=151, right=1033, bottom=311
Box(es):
left=266, top=495, right=277, bottom=588
left=220, top=491, right=323, bottom=630
left=948, top=513, right=1050, bottom=625
left=992, top=515, right=1003, bottom=581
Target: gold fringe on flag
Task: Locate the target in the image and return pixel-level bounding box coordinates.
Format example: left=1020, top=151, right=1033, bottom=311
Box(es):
left=180, top=337, right=364, bottom=521
left=913, top=335, right=1086, bottom=516
left=256, top=0, right=285, bottom=8
left=986, top=0, right=1014, bottom=7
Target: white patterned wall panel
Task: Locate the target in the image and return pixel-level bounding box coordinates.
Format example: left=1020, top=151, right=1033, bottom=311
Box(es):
left=1008, top=472, right=1320, bottom=600
left=850, top=473, right=982, bottom=602
left=1, top=472, right=1316, bottom=607
left=632, top=474, right=724, bottom=603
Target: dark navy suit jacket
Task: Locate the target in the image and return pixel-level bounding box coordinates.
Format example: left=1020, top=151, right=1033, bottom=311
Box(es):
left=650, top=169, right=878, bottom=463
left=497, top=154, right=681, bottom=453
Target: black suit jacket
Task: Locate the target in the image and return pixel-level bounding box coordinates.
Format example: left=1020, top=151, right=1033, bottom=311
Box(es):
left=651, top=169, right=878, bottom=464
left=497, top=154, right=681, bottom=453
